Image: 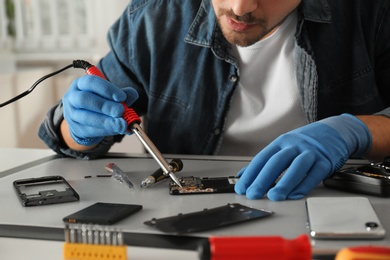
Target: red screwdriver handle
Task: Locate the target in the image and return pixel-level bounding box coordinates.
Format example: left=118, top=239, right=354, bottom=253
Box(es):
left=85, top=65, right=141, bottom=127
left=199, top=235, right=311, bottom=260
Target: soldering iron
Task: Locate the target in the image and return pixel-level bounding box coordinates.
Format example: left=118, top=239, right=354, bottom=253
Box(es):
left=80, top=60, right=182, bottom=188
left=0, top=60, right=182, bottom=188
left=140, top=158, right=183, bottom=188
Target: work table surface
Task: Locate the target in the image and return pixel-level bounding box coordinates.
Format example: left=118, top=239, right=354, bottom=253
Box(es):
left=0, top=149, right=389, bottom=259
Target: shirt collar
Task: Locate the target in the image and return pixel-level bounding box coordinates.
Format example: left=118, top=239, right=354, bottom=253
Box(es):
left=300, top=0, right=331, bottom=23
left=184, top=0, right=216, bottom=47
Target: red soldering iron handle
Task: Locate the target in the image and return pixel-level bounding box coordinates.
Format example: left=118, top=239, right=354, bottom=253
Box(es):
left=198, top=235, right=311, bottom=260
left=85, top=65, right=141, bottom=127
left=85, top=65, right=105, bottom=79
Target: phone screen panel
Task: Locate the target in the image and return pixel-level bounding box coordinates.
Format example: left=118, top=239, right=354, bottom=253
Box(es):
left=306, top=197, right=386, bottom=240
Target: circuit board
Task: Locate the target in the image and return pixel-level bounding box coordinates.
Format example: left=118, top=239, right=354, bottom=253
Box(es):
left=169, top=176, right=239, bottom=195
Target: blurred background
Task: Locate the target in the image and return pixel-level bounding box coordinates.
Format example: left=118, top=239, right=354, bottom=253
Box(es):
left=0, top=0, right=144, bottom=153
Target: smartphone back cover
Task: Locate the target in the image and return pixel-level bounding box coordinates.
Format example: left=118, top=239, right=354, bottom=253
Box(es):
left=144, top=203, right=274, bottom=233
left=306, top=197, right=386, bottom=240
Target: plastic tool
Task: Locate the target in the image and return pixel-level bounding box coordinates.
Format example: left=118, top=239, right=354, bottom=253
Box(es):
left=198, top=235, right=311, bottom=260
left=335, top=246, right=390, bottom=260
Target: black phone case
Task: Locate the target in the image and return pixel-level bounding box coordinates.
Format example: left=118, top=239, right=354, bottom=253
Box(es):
left=63, top=202, right=142, bottom=225
left=144, top=203, right=273, bottom=233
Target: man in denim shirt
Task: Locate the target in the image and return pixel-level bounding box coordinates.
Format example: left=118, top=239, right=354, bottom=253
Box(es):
left=39, top=0, right=390, bottom=201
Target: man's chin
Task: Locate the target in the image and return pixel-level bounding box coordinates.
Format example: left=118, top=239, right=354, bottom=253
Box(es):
left=223, top=32, right=261, bottom=47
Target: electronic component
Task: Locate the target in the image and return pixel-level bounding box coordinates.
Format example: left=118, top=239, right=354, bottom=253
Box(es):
left=63, top=202, right=142, bottom=225
left=169, top=176, right=239, bottom=195
left=323, top=160, right=390, bottom=197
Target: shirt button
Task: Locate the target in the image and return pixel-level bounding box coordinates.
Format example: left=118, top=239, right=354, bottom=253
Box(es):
left=229, top=75, right=238, bottom=82
left=213, top=128, right=221, bottom=135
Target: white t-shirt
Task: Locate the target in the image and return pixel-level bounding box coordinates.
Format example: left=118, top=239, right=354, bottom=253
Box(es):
left=218, top=11, right=308, bottom=156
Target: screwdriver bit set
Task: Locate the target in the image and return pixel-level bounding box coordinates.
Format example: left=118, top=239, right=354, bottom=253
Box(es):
left=63, top=224, right=127, bottom=260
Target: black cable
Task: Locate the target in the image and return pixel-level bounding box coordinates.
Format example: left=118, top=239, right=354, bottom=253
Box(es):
left=0, top=60, right=92, bottom=108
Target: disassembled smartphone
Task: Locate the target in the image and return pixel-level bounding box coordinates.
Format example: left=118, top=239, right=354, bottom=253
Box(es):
left=169, top=176, right=239, bottom=195
left=323, top=162, right=390, bottom=197
left=144, top=203, right=274, bottom=233
left=13, top=175, right=80, bottom=207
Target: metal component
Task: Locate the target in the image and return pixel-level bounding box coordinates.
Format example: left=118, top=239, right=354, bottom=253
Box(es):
left=64, top=224, right=70, bottom=242
left=105, top=228, right=111, bottom=245
left=117, top=231, right=124, bottom=245
left=81, top=224, right=88, bottom=244
left=99, top=229, right=105, bottom=244
left=131, top=123, right=182, bottom=187
left=87, top=226, right=93, bottom=244
left=65, top=224, right=124, bottom=246
left=361, top=171, right=390, bottom=179
left=140, top=159, right=184, bottom=188
left=140, top=176, right=155, bottom=188
left=105, top=163, right=134, bottom=189
left=93, top=226, right=100, bottom=244
left=69, top=228, right=76, bottom=243
left=112, top=230, right=118, bottom=245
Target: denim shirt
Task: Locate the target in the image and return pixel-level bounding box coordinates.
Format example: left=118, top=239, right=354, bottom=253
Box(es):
left=39, top=0, right=390, bottom=159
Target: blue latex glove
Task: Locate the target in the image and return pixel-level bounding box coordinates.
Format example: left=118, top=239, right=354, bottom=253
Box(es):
left=234, top=114, right=372, bottom=201
left=62, top=75, right=139, bottom=146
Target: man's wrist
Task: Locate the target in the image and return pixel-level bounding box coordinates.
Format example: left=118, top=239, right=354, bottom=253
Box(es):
left=356, top=115, right=390, bottom=160
left=319, top=114, right=372, bottom=157
left=60, top=120, right=99, bottom=151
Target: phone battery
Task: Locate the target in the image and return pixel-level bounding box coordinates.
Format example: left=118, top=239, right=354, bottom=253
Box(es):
left=169, top=176, right=239, bottom=195
left=63, top=202, right=142, bottom=225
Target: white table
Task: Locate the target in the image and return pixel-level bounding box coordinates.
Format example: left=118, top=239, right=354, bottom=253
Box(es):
left=0, top=147, right=55, bottom=174
left=0, top=149, right=389, bottom=260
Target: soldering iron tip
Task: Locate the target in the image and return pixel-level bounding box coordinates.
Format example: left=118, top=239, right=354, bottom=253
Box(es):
left=170, top=172, right=182, bottom=188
